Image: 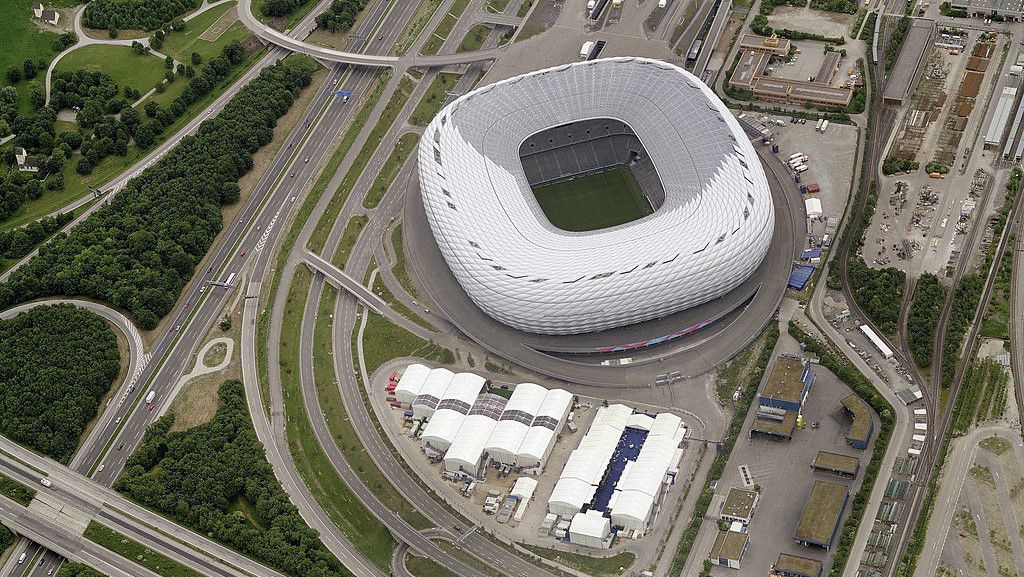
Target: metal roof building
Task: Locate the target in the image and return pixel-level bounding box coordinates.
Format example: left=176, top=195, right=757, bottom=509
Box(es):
left=610, top=413, right=686, bottom=532
left=419, top=57, right=774, bottom=335
left=548, top=404, right=632, bottom=517
left=486, top=382, right=548, bottom=466
left=395, top=363, right=431, bottom=405
left=443, top=393, right=507, bottom=474
left=516, top=388, right=574, bottom=469
left=421, top=372, right=486, bottom=452
left=568, top=509, right=611, bottom=549
left=412, top=367, right=455, bottom=419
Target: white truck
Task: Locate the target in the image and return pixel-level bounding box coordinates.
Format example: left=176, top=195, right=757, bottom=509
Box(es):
left=145, top=390, right=156, bottom=404
left=580, top=41, right=595, bottom=59
left=819, top=119, right=830, bottom=133
left=794, top=164, right=808, bottom=173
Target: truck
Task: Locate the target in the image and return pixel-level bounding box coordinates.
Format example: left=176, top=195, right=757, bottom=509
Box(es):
left=815, top=118, right=824, bottom=131
left=145, top=390, right=156, bottom=404
left=580, top=41, right=595, bottom=59
left=788, top=152, right=805, bottom=161
left=819, top=119, right=829, bottom=133
left=794, top=164, right=808, bottom=173
left=659, top=0, right=667, bottom=6
left=687, top=39, right=702, bottom=62
left=805, top=183, right=821, bottom=194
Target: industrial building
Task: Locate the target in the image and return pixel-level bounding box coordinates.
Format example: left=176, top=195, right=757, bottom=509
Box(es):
left=794, top=480, right=849, bottom=550
left=548, top=405, right=687, bottom=540
left=568, top=509, right=612, bottom=549
left=985, top=86, right=1018, bottom=148
left=949, top=0, right=1024, bottom=20
left=811, top=451, right=860, bottom=478
left=728, top=35, right=854, bottom=108
left=750, top=357, right=814, bottom=442
left=771, top=553, right=823, bottom=577
left=709, top=527, right=750, bottom=569
left=419, top=57, right=774, bottom=335
left=421, top=372, right=487, bottom=452
left=719, top=487, right=760, bottom=525
left=881, top=19, right=936, bottom=105
left=840, top=394, right=874, bottom=450
left=395, top=365, right=572, bottom=475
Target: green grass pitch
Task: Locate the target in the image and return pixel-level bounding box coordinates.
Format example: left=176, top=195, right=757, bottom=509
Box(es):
left=532, top=165, right=653, bottom=232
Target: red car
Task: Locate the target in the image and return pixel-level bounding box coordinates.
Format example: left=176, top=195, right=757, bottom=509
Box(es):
left=389, top=370, right=399, bottom=382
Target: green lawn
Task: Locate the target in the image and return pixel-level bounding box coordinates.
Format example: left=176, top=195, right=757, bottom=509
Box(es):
left=84, top=522, right=204, bottom=577
left=331, top=215, right=368, bottom=269
left=389, top=225, right=420, bottom=300
left=405, top=555, right=458, bottom=577
left=419, top=0, right=470, bottom=55
left=456, top=23, right=490, bottom=52
left=1, top=0, right=74, bottom=111
left=0, top=473, right=36, bottom=506
left=362, top=132, right=419, bottom=209
left=54, top=45, right=167, bottom=95
left=532, top=165, right=652, bottom=232
left=409, top=72, right=461, bottom=126
left=520, top=545, right=634, bottom=577
left=391, top=0, right=443, bottom=55
left=160, top=2, right=252, bottom=64
left=484, top=0, right=511, bottom=11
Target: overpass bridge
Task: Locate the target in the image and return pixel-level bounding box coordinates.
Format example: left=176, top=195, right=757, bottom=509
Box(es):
left=238, top=0, right=509, bottom=68
left=303, top=251, right=386, bottom=314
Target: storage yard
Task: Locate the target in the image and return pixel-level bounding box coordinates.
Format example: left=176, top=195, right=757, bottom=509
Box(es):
left=383, top=364, right=694, bottom=549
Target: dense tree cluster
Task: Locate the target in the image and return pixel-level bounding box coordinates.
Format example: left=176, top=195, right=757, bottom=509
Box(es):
left=82, top=0, right=200, bottom=31
left=315, top=0, right=369, bottom=32
left=0, top=58, right=315, bottom=328
left=55, top=564, right=108, bottom=577
left=906, top=274, right=946, bottom=369
left=0, top=212, right=73, bottom=260
left=0, top=525, right=12, bottom=552
left=0, top=305, right=121, bottom=462
left=847, top=259, right=904, bottom=335
left=117, top=381, right=351, bottom=577
left=261, top=0, right=307, bottom=17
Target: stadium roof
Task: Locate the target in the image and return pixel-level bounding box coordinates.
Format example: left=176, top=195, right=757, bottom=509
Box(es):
left=418, top=57, right=774, bottom=334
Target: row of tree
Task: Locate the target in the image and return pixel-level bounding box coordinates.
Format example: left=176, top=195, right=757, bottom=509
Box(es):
left=82, top=0, right=201, bottom=31
left=0, top=57, right=316, bottom=328
left=315, top=0, right=369, bottom=33
left=56, top=564, right=107, bottom=577
left=0, top=305, right=121, bottom=463
left=117, top=381, right=352, bottom=577
left=906, top=273, right=946, bottom=369
left=0, top=212, right=73, bottom=261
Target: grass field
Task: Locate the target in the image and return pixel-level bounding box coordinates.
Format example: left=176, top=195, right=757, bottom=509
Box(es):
left=532, top=165, right=652, bottom=232
left=54, top=45, right=167, bottom=95
left=160, top=2, right=252, bottom=65
left=1, top=0, right=76, bottom=112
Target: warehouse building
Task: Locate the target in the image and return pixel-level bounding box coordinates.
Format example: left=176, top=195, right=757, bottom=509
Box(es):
left=811, top=451, right=860, bottom=478
left=985, top=86, right=1018, bottom=148
left=568, top=509, right=612, bottom=549
left=516, top=389, right=574, bottom=469
left=949, top=0, right=1024, bottom=20
left=548, top=404, right=632, bottom=517
left=610, top=412, right=688, bottom=532
left=709, top=527, right=750, bottom=569
left=412, top=368, right=456, bottom=419
left=719, top=487, right=760, bottom=525
left=487, top=383, right=549, bottom=465
left=421, top=373, right=486, bottom=452
left=751, top=357, right=813, bottom=441
left=771, top=553, right=822, bottom=577
left=841, top=394, right=874, bottom=449
left=443, top=393, right=507, bottom=473
left=395, top=363, right=432, bottom=405
left=882, top=19, right=935, bottom=105
left=510, top=477, right=538, bottom=522
left=794, top=480, right=849, bottom=550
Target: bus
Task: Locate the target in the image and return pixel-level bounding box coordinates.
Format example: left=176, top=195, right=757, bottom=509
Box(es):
left=687, top=39, right=702, bottom=62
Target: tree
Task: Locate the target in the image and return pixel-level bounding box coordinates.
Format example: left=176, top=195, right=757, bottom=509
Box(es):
left=191, top=52, right=202, bottom=65
left=144, top=101, right=159, bottom=117
left=75, top=157, right=93, bottom=175
left=29, top=86, right=45, bottom=109
left=132, top=40, right=147, bottom=55
left=150, top=34, right=163, bottom=50
left=6, top=67, right=21, bottom=83
left=23, top=59, right=37, bottom=80
left=107, top=26, right=118, bottom=38
left=165, top=55, right=174, bottom=69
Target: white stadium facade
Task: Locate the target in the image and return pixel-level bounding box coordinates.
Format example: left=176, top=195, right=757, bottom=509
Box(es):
left=418, top=57, right=774, bottom=335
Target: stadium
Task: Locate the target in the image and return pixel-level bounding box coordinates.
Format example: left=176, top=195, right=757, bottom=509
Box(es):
left=417, top=57, right=774, bottom=336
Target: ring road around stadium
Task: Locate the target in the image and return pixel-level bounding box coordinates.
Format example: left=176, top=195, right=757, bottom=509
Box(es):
left=403, top=58, right=803, bottom=385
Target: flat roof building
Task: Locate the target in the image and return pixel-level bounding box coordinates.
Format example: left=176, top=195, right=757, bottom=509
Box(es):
left=812, top=451, right=860, bottom=478
left=739, top=33, right=792, bottom=55
left=568, top=509, right=611, bottom=549
left=841, top=394, right=874, bottom=449
left=771, top=553, right=823, bottom=577
left=709, top=529, right=749, bottom=569
left=950, top=0, right=1024, bottom=20
left=794, top=480, right=849, bottom=550
left=750, top=407, right=798, bottom=441
left=882, top=19, right=936, bottom=105
left=720, top=488, right=759, bottom=525
left=759, top=357, right=813, bottom=412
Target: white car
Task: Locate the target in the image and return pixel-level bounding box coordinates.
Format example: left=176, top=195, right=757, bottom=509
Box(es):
left=39, top=478, right=52, bottom=488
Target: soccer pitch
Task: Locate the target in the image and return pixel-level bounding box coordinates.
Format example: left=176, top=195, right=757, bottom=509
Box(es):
left=532, top=165, right=653, bottom=232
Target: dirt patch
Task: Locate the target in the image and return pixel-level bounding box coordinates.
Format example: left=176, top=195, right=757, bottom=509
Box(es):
left=958, top=71, right=983, bottom=98
left=204, top=341, right=228, bottom=367
left=169, top=373, right=224, bottom=432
